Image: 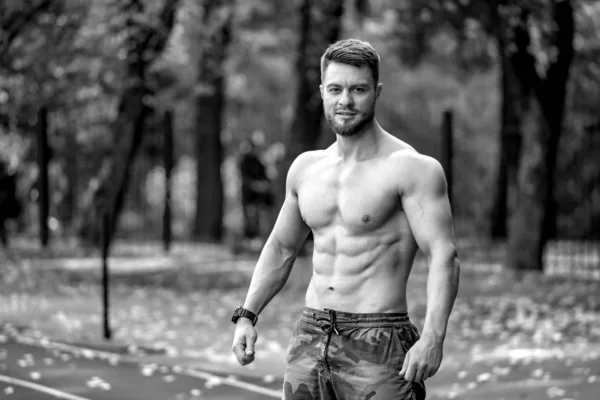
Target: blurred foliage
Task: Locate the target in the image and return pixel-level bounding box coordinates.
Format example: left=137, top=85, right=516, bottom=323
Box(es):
left=0, top=0, right=598, bottom=241
left=374, top=0, right=600, bottom=240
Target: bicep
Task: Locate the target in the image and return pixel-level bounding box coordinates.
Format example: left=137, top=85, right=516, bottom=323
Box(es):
left=269, top=192, right=310, bottom=251
left=402, top=160, right=456, bottom=258
left=267, top=156, right=310, bottom=252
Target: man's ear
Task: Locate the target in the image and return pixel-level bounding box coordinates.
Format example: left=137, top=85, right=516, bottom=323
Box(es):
left=375, top=82, right=383, bottom=99
left=319, top=84, right=324, bottom=99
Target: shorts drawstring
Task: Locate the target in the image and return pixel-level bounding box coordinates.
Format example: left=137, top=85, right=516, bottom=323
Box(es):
left=316, top=308, right=339, bottom=334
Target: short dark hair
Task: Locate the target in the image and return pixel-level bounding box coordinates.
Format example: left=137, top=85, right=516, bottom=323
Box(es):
left=320, top=39, right=380, bottom=86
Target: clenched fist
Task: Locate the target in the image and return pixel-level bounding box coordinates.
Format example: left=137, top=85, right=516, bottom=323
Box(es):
left=232, top=318, right=257, bottom=366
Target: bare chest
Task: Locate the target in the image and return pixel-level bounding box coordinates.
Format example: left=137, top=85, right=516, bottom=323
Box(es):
left=297, top=164, right=400, bottom=232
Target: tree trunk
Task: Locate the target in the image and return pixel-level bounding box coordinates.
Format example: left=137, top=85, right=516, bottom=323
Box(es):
left=36, top=106, right=50, bottom=246
left=163, top=109, right=174, bottom=251
left=539, top=0, right=575, bottom=244
left=275, top=0, right=345, bottom=213
left=192, top=0, right=232, bottom=241
left=106, top=85, right=149, bottom=241
left=505, top=2, right=574, bottom=272
left=506, top=95, right=548, bottom=272
left=77, top=84, right=149, bottom=243
left=488, top=0, right=523, bottom=240
left=490, top=55, right=522, bottom=239
left=63, top=126, right=78, bottom=230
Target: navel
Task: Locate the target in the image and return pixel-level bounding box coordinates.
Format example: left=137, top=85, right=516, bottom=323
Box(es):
left=362, top=214, right=371, bottom=223
left=328, top=287, right=335, bottom=292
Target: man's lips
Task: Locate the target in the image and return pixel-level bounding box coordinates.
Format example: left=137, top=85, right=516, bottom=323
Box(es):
left=336, top=111, right=356, bottom=116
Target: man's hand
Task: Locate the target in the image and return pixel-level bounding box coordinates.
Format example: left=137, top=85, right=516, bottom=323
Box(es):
left=399, top=334, right=443, bottom=382
left=232, top=319, right=257, bottom=366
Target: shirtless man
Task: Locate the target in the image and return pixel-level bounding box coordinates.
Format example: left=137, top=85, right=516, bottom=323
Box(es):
left=231, top=39, right=460, bottom=400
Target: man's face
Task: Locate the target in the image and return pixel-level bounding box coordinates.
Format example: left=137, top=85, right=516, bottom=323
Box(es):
left=320, top=62, right=381, bottom=137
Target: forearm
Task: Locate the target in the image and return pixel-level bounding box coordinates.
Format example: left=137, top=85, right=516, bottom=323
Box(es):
left=242, top=239, right=297, bottom=316
left=422, top=248, right=460, bottom=343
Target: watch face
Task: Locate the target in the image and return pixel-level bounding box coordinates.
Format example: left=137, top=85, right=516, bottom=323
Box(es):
left=232, top=307, right=243, bottom=323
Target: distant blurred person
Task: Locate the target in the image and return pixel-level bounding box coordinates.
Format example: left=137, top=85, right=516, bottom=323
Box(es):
left=239, top=131, right=273, bottom=246
left=0, top=160, right=21, bottom=246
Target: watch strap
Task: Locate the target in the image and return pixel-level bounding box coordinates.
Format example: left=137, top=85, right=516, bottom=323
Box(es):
left=232, top=306, right=258, bottom=326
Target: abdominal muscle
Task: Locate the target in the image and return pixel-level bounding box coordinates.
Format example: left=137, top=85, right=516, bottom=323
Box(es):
left=304, top=231, right=417, bottom=314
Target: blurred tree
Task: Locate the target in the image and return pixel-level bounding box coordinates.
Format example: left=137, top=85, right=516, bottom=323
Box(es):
left=221, top=0, right=298, bottom=150
left=0, top=0, right=88, bottom=240
left=388, top=0, right=575, bottom=271
left=2, top=0, right=594, bottom=251
left=0, top=0, right=54, bottom=245
left=0, top=1, right=53, bottom=66
left=275, top=0, right=345, bottom=212
left=504, top=1, right=574, bottom=272
left=488, top=3, right=521, bottom=240
left=192, top=0, right=233, bottom=241
left=554, top=2, right=600, bottom=239
left=76, top=0, right=181, bottom=244
left=366, top=0, right=510, bottom=235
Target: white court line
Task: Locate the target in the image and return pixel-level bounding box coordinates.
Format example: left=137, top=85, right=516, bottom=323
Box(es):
left=184, top=368, right=281, bottom=398
left=16, top=336, right=123, bottom=361
left=16, top=335, right=282, bottom=398
left=0, top=374, right=93, bottom=400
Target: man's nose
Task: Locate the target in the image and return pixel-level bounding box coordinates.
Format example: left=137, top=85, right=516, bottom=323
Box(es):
left=337, top=90, right=353, bottom=107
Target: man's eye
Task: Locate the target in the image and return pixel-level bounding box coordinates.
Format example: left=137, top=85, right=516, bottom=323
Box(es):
left=353, top=88, right=365, bottom=93
left=329, top=88, right=340, bottom=93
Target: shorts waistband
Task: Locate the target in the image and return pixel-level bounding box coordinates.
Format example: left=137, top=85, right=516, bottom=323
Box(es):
left=300, top=306, right=411, bottom=329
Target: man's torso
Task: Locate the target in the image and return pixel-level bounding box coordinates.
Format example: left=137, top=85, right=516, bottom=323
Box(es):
left=295, top=136, right=420, bottom=313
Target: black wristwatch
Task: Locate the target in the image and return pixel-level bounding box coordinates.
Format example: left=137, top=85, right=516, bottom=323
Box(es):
left=231, top=306, right=258, bottom=326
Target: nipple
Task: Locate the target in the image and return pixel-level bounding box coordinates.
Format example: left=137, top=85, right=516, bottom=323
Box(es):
left=362, top=215, right=370, bottom=223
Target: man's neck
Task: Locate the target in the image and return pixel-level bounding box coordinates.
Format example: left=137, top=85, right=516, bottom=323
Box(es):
left=335, top=120, right=382, bottom=162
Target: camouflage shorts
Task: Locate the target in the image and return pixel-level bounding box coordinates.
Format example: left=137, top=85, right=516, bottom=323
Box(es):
left=283, top=307, right=426, bottom=400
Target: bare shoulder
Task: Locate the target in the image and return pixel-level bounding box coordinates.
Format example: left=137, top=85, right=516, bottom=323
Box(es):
left=288, top=150, right=328, bottom=175
left=389, top=149, right=444, bottom=176
left=388, top=148, right=447, bottom=195
left=286, top=150, right=328, bottom=190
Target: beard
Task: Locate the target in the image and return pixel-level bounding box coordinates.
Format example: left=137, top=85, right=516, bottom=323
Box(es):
left=324, top=100, right=376, bottom=137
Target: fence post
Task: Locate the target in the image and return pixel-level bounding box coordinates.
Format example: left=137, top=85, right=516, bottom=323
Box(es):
left=441, top=109, right=454, bottom=206
left=162, top=110, right=174, bottom=252
left=101, top=212, right=112, bottom=340
left=37, top=106, right=50, bottom=247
